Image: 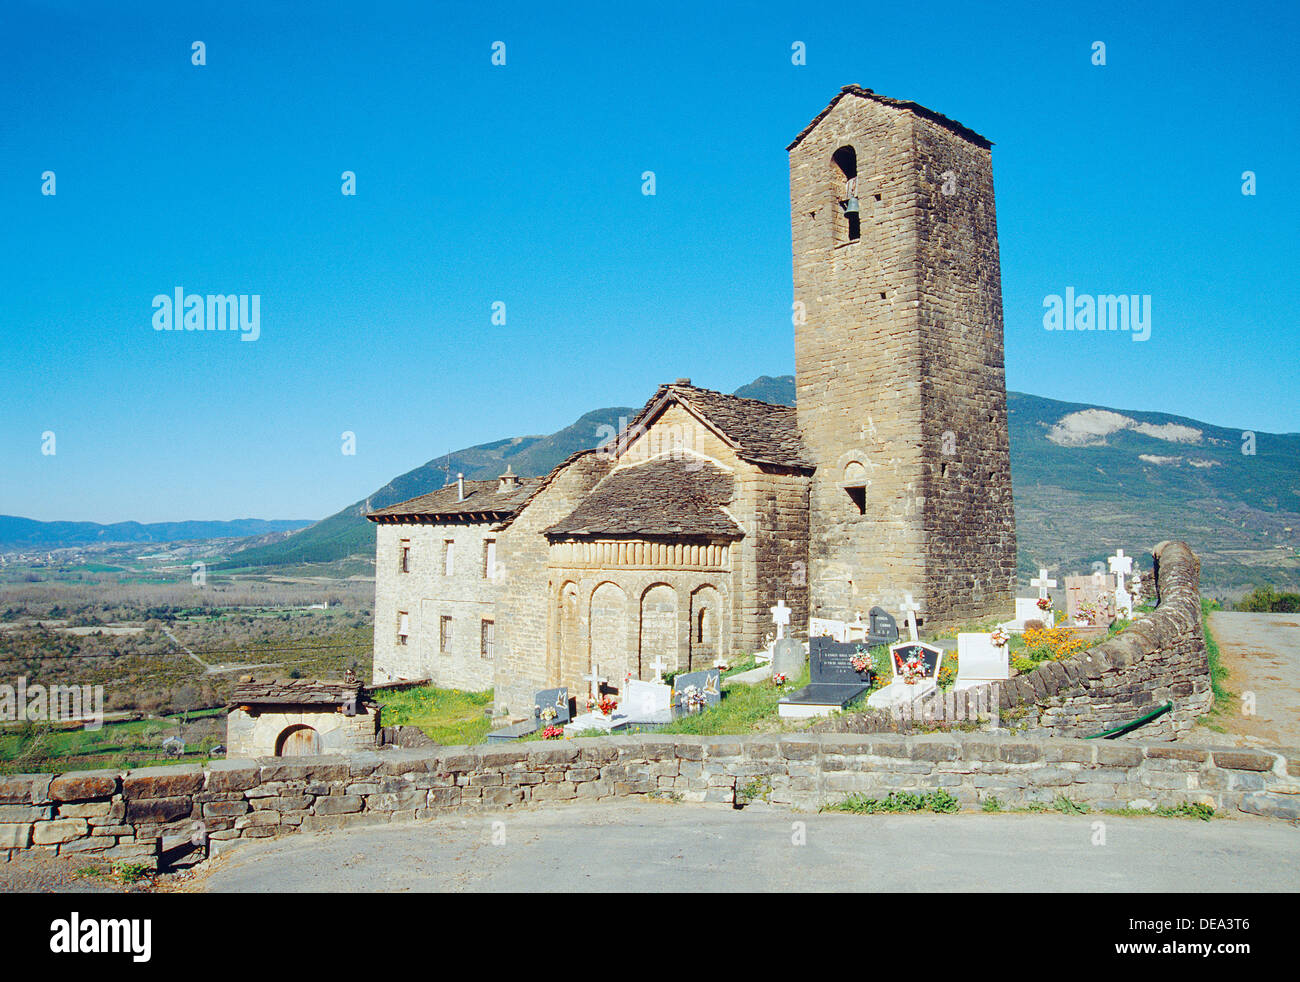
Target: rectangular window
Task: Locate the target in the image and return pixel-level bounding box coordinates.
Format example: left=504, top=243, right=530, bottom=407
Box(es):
left=481, top=618, right=495, bottom=660
left=443, top=539, right=455, bottom=576
left=484, top=538, right=496, bottom=579
left=397, top=611, right=409, bottom=645
left=399, top=539, right=411, bottom=573
left=439, top=615, right=453, bottom=654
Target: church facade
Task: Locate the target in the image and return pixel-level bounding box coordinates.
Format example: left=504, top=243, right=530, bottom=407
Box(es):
left=369, top=86, right=1017, bottom=716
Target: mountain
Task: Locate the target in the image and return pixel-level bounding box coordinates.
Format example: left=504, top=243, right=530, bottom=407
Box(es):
left=219, top=377, right=1299, bottom=598
left=0, top=516, right=314, bottom=550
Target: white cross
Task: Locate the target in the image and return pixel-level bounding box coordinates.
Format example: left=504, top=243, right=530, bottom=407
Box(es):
left=582, top=663, right=607, bottom=704
left=900, top=593, right=921, bottom=642
left=770, top=599, right=791, bottom=640
left=1108, top=549, right=1133, bottom=590
left=649, top=655, right=668, bottom=684
left=1030, top=568, right=1057, bottom=601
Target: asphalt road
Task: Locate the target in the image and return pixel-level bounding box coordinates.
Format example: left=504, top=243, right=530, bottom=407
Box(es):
left=188, top=802, right=1300, bottom=892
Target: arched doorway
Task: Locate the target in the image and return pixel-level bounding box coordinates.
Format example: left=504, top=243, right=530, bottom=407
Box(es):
left=275, top=724, right=322, bottom=757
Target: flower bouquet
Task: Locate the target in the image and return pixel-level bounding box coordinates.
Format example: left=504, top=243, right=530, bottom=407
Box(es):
left=991, top=627, right=1010, bottom=648
left=540, top=706, right=558, bottom=722
left=541, top=725, right=563, bottom=740
left=900, top=652, right=928, bottom=685
left=773, top=673, right=788, bottom=687
left=1036, top=596, right=1052, bottom=612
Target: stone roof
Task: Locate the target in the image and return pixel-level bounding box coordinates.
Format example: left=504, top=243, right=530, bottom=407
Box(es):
left=787, top=84, right=993, bottom=152
left=229, top=678, right=365, bottom=708
left=367, top=476, right=543, bottom=521
left=627, top=382, right=812, bottom=471
left=544, top=456, right=743, bottom=539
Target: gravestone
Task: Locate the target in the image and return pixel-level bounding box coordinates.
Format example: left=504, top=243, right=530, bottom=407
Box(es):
left=954, top=633, right=1009, bottom=690
left=866, top=606, right=899, bottom=648
left=486, top=687, right=570, bottom=742
left=771, top=637, right=806, bottom=680
left=867, top=640, right=945, bottom=709
left=777, top=637, right=873, bottom=718
left=621, top=679, right=672, bottom=723
left=809, top=617, right=848, bottom=642
left=1065, top=575, right=1116, bottom=626
left=672, top=669, right=721, bottom=712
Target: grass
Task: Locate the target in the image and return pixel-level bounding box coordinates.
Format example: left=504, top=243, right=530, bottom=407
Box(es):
left=370, top=685, right=494, bottom=745
left=823, top=789, right=961, bottom=814
left=1200, top=598, right=1233, bottom=729
left=0, top=709, right=227, bottom=775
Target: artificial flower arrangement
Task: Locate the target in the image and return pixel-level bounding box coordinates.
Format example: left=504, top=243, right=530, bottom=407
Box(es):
left=991, top=627, right=1010, bottom=648
left=773, top=673, right=788, bottom=687
left=849, top=652, right=873, bottom=674
left=541, top=725, right=564, bottom=740
left=540, top=706, right=558, bottom=721
left=680, top=684, right=707, bottom=709
left=900, top=651, right=929, bottom=685
left=1036, top=595, right=1052, bottom=612
left=592, top=695, right=618, bottom=716
left=1074, top=598, right=1101, bottom=626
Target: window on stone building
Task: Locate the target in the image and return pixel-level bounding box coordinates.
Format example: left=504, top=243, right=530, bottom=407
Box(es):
left=481, top=618, right=495, bottom=660
left=443, top=539, right=455, bottom=576
left=484, top=538, right=496, bottom=579
left=399, top=539, right=411, bottom=573
left=697, top=608, right=711, bottom=644
left=440, top=615, right=452, bottom=653
left=832, top=145, right=860, bottom=243
left=397, top=611, right=409, bottom=645
left=843, top=461, right=868, bottom=515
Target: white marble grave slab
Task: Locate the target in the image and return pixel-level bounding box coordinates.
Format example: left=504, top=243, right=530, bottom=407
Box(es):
left=954, top=632, right=1009, bottom=690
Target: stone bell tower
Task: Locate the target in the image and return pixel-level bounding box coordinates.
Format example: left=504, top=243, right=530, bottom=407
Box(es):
left=788, top=85, right=1016, bottom=629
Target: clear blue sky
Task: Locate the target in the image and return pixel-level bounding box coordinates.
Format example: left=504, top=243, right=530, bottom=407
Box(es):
left=2, top=0, right=1296, bottom=524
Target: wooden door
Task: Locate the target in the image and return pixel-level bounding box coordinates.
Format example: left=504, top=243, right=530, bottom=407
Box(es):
left=276, top=724, right=322, bottom=757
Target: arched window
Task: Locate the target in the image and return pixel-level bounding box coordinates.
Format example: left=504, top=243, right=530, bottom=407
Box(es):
left=832, top=146, right=860, bottom=242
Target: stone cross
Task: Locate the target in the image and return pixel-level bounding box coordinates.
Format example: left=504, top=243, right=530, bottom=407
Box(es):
left=582, top=664, right=607, bottom=705
left=1108, top=549, right=1133, bottom=590
left=1030, top=568, right=1057, bottom=601
left=649, top=655, right=668, bottom=685
left=770, top=599, right=791, bottom=640
left=900, top=593, right=921, bottom=642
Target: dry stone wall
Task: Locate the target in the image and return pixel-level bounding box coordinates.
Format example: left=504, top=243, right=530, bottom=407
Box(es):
left=2, top=733, right=1295, bottom=869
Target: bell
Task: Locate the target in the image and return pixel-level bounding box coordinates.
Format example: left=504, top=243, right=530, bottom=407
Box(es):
left=842, top=196, right=860, bottom=215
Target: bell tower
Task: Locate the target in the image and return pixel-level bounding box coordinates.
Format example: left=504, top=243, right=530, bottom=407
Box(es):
left=788, top=85, right=1016, bottom=628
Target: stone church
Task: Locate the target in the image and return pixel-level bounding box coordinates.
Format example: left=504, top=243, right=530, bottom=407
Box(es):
left=369, top=86, right=1017, bottom=715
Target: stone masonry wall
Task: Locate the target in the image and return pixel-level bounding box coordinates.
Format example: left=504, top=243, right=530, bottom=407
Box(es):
left=3, top=732, right=1295, bottom=868
left=912, top=114, right=1017, bottom=626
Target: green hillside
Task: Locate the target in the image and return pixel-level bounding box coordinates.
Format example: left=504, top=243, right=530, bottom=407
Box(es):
left=220, top=377, right=1300, bottom=598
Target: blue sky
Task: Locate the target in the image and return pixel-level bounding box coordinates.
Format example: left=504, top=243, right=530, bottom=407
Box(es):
left=1, top=0, right=1296, bottom=523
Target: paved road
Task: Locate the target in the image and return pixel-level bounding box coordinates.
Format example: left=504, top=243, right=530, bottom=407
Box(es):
left=1207, top=611, right=1300, bottom=748
left=188, top=803, right=1300, bottom=892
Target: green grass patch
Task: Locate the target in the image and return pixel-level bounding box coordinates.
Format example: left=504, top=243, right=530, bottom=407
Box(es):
left=644, top=665, right=812, bottom=735
left=1103, top=802, right=1215, bottom=821
left=824, top=789, right=961, bottom=814
left=370, top=685, right=494, bottom=745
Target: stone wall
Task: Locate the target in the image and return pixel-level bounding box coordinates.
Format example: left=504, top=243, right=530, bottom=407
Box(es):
left=817, top=541, right=1212, bottom=739
left=373, top=520, right=501, bottom=689
left=4, top=732, right=1295, bottom=868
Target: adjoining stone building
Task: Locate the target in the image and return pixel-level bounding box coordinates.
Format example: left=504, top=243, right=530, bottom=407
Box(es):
left=368, top=86, right=1017, bottom=715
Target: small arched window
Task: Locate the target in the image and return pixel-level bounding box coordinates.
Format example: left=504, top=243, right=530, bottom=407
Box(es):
left=832, top=146, right=860, bottom=242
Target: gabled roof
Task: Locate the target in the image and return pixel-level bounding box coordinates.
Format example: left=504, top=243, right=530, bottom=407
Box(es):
left=544, top=456, right=743, bottom=539
left=367, top=477, right=543, bottom=522
left=787, top=84, right=993, bottom=152
left=620, top=382, right=812, bottom=471
left=229, top=677, right=365, bottom=708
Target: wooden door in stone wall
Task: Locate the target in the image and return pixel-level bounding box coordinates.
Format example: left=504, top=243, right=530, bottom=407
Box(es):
left=276, top=724, right=322, bottom=757
left=639, top=584, right=678, bottom=679
left=689, top=585, right=721, bottom=670
left=591, top=582, right=630, bottom=693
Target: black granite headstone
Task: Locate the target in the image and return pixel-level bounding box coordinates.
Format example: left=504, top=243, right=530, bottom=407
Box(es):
left=866, top=606, right=899, bottom=647
left=486, top=687, right=570, bottom=742
left=778, top=637, right=873, bottom=714
left=672, top=669, right=721, bottom=710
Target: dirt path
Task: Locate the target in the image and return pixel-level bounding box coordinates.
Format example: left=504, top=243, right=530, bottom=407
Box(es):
left=1206, top=611, right=1300, bottom=749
